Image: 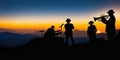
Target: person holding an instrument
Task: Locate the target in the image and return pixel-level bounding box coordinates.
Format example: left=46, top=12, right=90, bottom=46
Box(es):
left=101, top=9, right=116, bottom=40
left=44, top=26, right=61, bottom=40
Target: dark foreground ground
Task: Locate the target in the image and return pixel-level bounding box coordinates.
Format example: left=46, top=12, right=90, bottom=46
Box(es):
left=0, top=37, right=120, bottom=49
left=0, top=37, right=117, bottom=49
left=0, top=31, right=120, bottom=56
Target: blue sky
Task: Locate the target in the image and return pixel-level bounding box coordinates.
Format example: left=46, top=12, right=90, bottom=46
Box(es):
left=0, top=0, right=120, bottom=15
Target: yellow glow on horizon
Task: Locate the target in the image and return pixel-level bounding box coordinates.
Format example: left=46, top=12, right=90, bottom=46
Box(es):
left=97, top=30, right=101, bottom=34
left=0, top=8, right=120, bottom=34
left=0, top=18, right=120, bottom=34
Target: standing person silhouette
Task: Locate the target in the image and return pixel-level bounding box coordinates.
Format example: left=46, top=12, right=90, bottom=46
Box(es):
left=101, top=9, right=116, bottom=40
left=87, top=21, right=97, bottom=43
left=64, top=18, right=75, bottom=47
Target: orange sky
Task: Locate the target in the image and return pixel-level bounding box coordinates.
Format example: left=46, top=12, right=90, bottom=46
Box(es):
left=0, top=9, right=120, bottom=34
left=0, top=18, right=120, bottom=34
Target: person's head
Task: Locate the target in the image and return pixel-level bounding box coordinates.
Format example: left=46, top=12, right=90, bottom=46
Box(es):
left=89, top=21, right=94, bottom=25
left=51, top=26, right=55, bottom=29
left=107, top=9, right=114, bottom=16
left=66, top=18, right=71, bottom=23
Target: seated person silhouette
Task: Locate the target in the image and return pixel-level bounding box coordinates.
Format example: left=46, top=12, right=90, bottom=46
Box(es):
left=44, top=26, right=61, bottom=40
left=64, top=18, right=75, bottom=47
left=87, top=21, right=97, bottom=43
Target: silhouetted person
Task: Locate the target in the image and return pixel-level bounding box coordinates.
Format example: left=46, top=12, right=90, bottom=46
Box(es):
left=44, top=26, right=61, bottom=40
left=87, top=21, right=97, bottom=43
left=101, top=9, right=116, bottom=40
left=44, top=26, right=55, bottom=40
left=64, top=18, right=75, bottom=47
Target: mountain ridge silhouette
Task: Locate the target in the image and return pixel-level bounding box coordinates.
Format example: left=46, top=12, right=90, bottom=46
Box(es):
left=0, top=31, right=37, bottom=48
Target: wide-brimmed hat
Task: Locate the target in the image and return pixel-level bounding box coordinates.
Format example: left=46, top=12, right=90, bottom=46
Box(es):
left=89, top=21, right=94, bottom=24
left=107, top=9, right=114, bottom=13
left=66, top=18, right=71, bottom=22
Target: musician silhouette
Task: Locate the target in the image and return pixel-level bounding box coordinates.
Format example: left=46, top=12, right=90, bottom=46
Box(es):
left=64, top=18, right=75, bottom=47
left=101, top=9, right=116, bottom=40
left=44, top=26, right=61, bottom=40
left=87, top=21, right=97, bottom=42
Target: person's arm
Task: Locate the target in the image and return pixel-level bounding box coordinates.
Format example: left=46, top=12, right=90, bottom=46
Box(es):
left=87, top=27, right=90, bottom=36
left=55, top=30, right=62, bottom=35
left=94, top=26, right=97, bottom=32
left=101, top=17, right=108, bottom=24
left=72, top=24, right=74, bottom=29
left=64, top=24, right=66, bottom=29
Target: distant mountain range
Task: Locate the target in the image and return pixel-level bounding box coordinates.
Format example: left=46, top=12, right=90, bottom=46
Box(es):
left=73, top=29, right=88, bottom=38
left=0, top=28, right=108, bottom=38
left=0, top=32, right=38, bottom=48
left=73, top=29, right=107, bottom=39
left=0, top=28, right=15, bottom=33
left=1, top=28, right=118, bottom=48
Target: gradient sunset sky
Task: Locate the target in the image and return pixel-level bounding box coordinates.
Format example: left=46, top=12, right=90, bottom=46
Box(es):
left=0, top=0, right=120, bottom=34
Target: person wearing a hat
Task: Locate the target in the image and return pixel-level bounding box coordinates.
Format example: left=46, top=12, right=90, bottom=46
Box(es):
left=87, top=21, right=97, bottom=43
left=44, top=25, right=62, bottom=39
left=44, top=26, right=55, bottom=40
left=101, top=9, right=116, bottom=40
left=64, top=18, right=75, bottom=47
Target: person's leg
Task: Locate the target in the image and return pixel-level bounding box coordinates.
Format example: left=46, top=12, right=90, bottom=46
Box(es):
left=93, top=34, right=96, bottom=42
left=65, top=35, right=69, bottom=47
left=94, top=34, right=96, bottom=40
left=70, top=34, right=75, bottom=46
left=89, top=36, right=92, bottom=42
left=107, top=32, right=112, bottom=40
left=112, top=31, right=116, bottom=40
left=108, top=31, right=116, bottom=41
